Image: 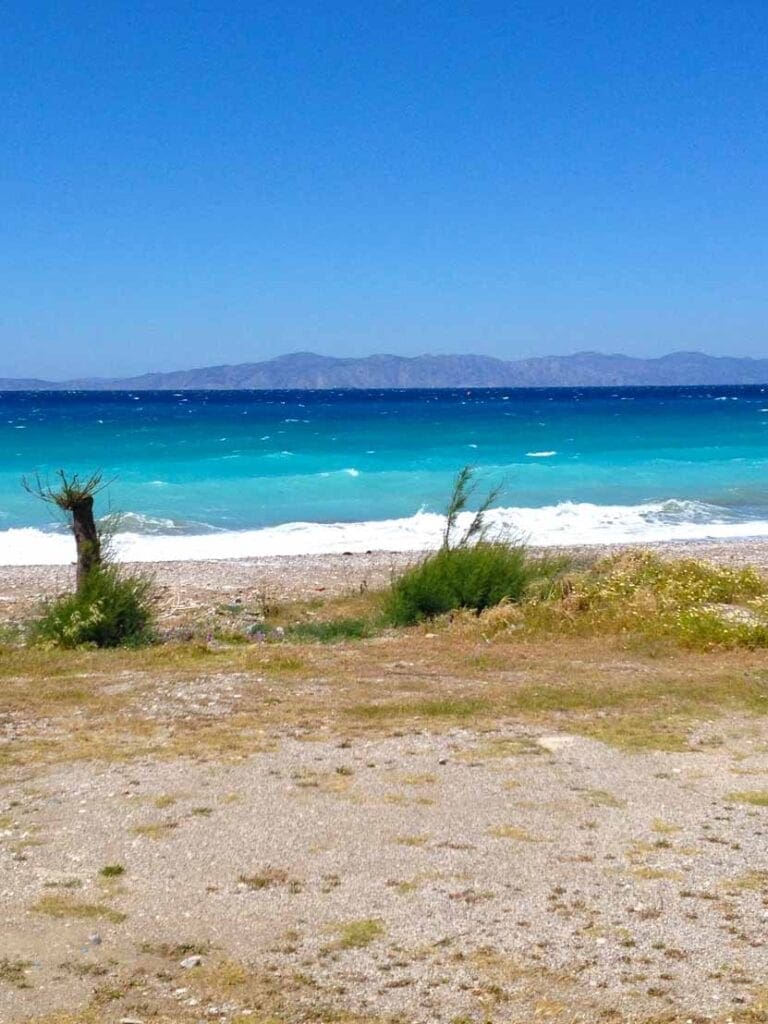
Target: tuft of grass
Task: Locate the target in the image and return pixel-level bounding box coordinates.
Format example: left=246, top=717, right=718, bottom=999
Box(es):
left=132, top=822, right=177, bottom=839
left=586, top=789, right=626, bottom=808
left=651, top=818, right=681, bottom=835
left=727, top=790, right=768, bottom=807
left=31, top=564, right=155, bottom=649
left=393, top=833, right=430, bottom=847
left=632, top=867, right=684, bottom=881
left=334, top=918, right=385, bottom=949
left=238, top=867, right=290, bottom=890
left=723, top=870, right=768, bottom=892
left=385, top=542, right=565, bottom=626
left=0, top=957, right=32, bottom=989
left=99, top=864, right=125, bottom=878
left=32, top=894, right=126, bottom=923
left=283, top=617, right=378, bottom=643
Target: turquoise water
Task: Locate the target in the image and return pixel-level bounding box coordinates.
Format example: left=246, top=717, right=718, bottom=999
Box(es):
left=1, top=386, right=768, bottom=562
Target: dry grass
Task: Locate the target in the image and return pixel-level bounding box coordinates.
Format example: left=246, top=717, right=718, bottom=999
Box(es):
left=31, top=894, right=126, bottom=923
left=727, top=790, right=768, bottom=807
left=2, top=556, right=768, bottom=780
left=488, top=824, right=545, bottom=842
left=2, top=626, right=768, bottom=778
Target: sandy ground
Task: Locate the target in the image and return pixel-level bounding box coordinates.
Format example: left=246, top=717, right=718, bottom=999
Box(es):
left=3, top=722, right=768, bottom=1023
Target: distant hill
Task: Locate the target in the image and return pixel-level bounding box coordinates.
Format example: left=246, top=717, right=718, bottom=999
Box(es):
left=2, top=350, right=768, bottom=390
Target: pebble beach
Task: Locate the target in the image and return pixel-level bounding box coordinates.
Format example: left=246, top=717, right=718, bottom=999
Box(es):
left=2, top=537, right=768, bottom=627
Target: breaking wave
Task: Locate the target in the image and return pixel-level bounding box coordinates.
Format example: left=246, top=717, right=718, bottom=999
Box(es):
left=2, top=499, right=768, bottom=564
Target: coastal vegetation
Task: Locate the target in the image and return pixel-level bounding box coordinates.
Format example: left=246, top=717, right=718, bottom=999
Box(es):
left=24, top=471, right=155, bottom=649
left=31, top=563, right=155, bottom=649
left=385, top=467, right=566, bottom=626
left=495, top=549, right=768, bottom=651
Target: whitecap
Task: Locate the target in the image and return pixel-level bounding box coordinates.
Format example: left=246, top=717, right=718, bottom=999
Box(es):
left=526, top=450, right=557, bottom=457
left=4, top=497, right=767, bottom=565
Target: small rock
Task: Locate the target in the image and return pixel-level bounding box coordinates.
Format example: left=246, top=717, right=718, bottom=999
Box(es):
left=438, top=757, right=448, bottom=765
left=119, top=1018, right=145, bottom=1024
left=180, top=954, right=203, bottom=969
left=88, top=933, right=102, bottom=946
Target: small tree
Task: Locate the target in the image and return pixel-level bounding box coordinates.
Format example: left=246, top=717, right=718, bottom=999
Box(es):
left=23, top=470, right=108, bottom=591
left=23, top=470, right=156, bottom=648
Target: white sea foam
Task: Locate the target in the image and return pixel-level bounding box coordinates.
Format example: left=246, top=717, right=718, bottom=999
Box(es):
left=526, top=450, right=557, bottom=457
left=2, top=500, right=768, bottom=565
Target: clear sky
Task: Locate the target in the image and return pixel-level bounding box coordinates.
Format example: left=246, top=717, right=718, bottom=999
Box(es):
left=2, top=1, right=767, bottom=378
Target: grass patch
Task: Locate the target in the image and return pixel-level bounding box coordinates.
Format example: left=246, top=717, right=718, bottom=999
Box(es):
left=651, top=818, right=681, bottom=834
left=351, top=697, right=490, bottom=722
left=0, top=957, right=32, bottom=988
left=723, top=870, right=768, bottom=892
left=132, top=822, right=178, bottom=839
left=283, top=617, right=378, bottom=643
left=238, top=867, right=290, bottom=890
left=519, top=550, right=768, bottom=651
left=333, top=918, right=385, bottom=949
left=393, top=833, right=430, bottom=847
left=727, top=790, right=768, bottom=807
left=99, top=864, right=125, bottom=878
left=585, top=788, right=625, bottom=808
left=32, top=894, right=126, bottom=923
left=632, top=867, right=684, bottom=881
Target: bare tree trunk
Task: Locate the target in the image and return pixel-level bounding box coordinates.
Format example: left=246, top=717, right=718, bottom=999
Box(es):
left=71, top=496, right=101, bottom=591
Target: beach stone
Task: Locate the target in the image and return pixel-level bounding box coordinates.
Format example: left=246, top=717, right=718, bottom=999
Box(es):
left=179, top=954, right=203, bottom=969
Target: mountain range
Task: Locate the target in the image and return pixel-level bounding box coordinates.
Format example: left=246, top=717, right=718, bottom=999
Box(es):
left=2, top=350, right=768, bottom=390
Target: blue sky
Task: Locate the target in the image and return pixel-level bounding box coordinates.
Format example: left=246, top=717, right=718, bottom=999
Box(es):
left=2, top=1, right=767, bottom=378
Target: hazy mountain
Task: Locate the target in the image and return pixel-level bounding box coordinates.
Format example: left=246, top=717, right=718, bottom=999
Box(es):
left=2, top=350, right=768, bottom=390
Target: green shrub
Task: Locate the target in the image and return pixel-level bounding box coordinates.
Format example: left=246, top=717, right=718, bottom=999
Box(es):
left=283, top=617, right=377, bottom=643
left=384, top=542, right=564, bottom=626
left=31, top=565, right=155, bottom=649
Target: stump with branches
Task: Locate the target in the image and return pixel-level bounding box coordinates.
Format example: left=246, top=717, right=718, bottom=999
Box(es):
left=23, top=470, right=108, bottom=591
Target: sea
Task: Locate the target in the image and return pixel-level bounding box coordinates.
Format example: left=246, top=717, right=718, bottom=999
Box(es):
left=1, top=386, right=768, bottom=565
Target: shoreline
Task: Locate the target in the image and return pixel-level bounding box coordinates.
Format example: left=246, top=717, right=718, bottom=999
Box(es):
left=3, top=536, right=768, bottom=624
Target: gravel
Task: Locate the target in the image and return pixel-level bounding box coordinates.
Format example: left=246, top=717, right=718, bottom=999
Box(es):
left=2, top=723, right=767, bottom=1021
